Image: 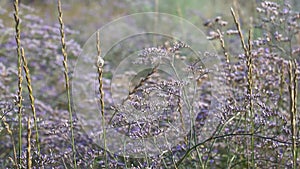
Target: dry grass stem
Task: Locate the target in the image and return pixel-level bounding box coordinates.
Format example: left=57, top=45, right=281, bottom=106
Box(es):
left=288, top=60, right=297, bottom=169
left=13, top=0, right=23, bottom=166
left=26, top=118, right=32, bottom=169
left=96, top=31, right=107, bottom=167
left=21, top=48, right=40, bottom=155
left=57, top=0, right=77, bottom=168
left=231, top=7, right=255, bottom=168
left=230, top=8, right=249, bottom=56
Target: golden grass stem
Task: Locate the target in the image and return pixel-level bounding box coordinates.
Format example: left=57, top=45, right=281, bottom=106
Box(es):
left=13, top=0, right=23, bottom=167
left=231, top=7, right=255, bottom=168
left=21, top=48, right=40, bottom=155
left=230, top=8, right=249, bottom=56
left=96, top=31, right=107, bottom=167
left=57, top=0, right=77, bottom=168
left=247, top=29, right=255, bottom=169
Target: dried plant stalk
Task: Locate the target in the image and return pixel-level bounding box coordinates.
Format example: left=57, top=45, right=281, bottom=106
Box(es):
left=247, top=29, right=255, bottom=169
left=231, top=7, right=255, bottom=168
left=96, top=31, right=107, bottom=167
left=13, top=0, right=23, bottom=167
left=96, top=32, right=105, bottom=117
left=294, top=61, right=298, bottom=168
left=288, top=60, right=297, bottom=169
left=57, top=0, right=77, bottom=168
left=21, top=48, right=40, bottom=155
left=128, top=65, right=158, bottom=96
left=230, top=8, right=249, bottom=56
left=26, top=118, right=32, bottom=169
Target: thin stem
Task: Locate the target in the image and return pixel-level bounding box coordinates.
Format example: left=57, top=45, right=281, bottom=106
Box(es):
left=13, top=0, right=23, bottom=167
left=108, top=65, right=158, bottom=125
left=57, top=0, right=77, bottom=168
left=294, top=61, right=298, bottom=167
left=176, top=99, right=240, bottom=168
left=231, top=8, right=254, bottom=168
left=247, top=29, right=255, bottom=169
left=176, top=132, right=293, bottom=168
left=277, top=62, right=285, bottom=112
left=21, top=48, right=40, bottom=156
left=288, top=60, right=297, bottom=169
left=190, top=70, right=202, bottom=167
left=293, top=59, right=299, bottom=168
left=96, top=31, right=107, bottom=168
left=26, top=118, right=32, bottom=169
left=230, top=8, right=249, bottom=57
left=128, top=65, right=157, bottom=96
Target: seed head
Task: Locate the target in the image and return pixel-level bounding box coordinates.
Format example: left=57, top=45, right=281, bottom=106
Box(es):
left=96, top=55, right=104, bottom=68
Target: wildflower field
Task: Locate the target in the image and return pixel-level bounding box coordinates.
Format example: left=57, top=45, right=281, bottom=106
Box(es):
left=0, top=0, right=300, bottom=168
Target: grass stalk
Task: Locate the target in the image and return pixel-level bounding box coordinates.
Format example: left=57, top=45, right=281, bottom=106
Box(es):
left=231, top=8, right=255, bottom=168
left=95, top=31, right=107, bottom=168
left=57, top=0, right=77, bottom=168
left=277, top=62, right=285, bottom=111
left=21, top=48, right=40, bottom=156
left=294, top=61, right=298, bottom=166
left=247, top=29, right=254, bottom=169
left=288, top=60, right=297, bottom=169
left=13, top=0, right=23, bottom=167
left=26, top=118, right=32, bottom=169
left=230, top=8, right=249, bottom=57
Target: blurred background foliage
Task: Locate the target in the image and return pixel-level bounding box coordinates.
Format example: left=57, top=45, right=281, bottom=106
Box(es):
left=1, top=0, right=298, bottom=45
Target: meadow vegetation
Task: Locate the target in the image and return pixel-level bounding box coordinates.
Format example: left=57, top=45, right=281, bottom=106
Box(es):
left=0, top=0, right=300, bottom=168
